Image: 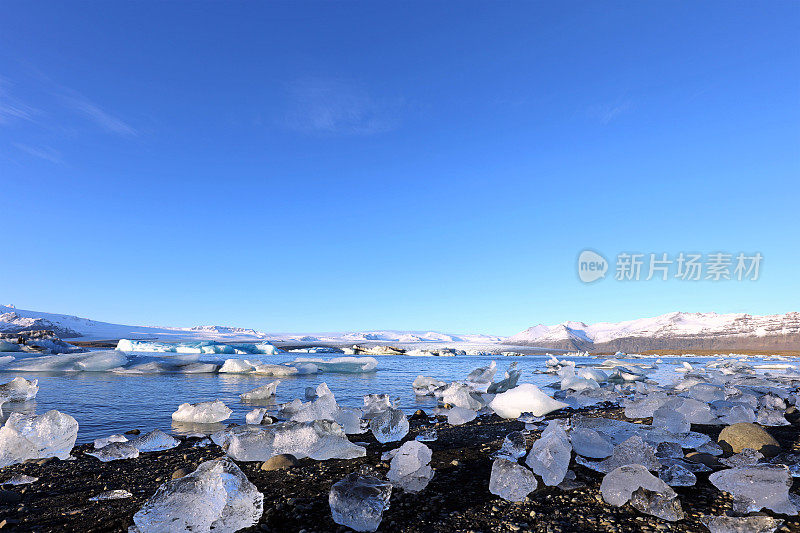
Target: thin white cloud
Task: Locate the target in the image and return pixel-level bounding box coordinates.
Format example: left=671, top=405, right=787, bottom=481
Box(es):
left=284, top=78, right=402, bottom=135
left=61, top=93, right=138, bottom=136
left=0, top=77, right=39, bottom=124
left=12, top=143, right=62, bottom=164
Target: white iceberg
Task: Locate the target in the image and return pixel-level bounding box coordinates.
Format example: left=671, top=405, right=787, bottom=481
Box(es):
left=172, top=400, right=232, bottom=424
left=239, top=381, right=280, bottom=401
left=6, top=350, right=128, bottom=372
left=489, top=384, right=568, bottom=418
left=290, top=356, right=378, bottom=373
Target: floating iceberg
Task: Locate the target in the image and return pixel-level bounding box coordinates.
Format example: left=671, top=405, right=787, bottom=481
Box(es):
left=488, top=363, right=522, bottom=394
left=279, top=383, right=338, bottom=422
left=412, top=375, right=446, bottom=396
left=117, top=339, right=278, bottom=355
left=465, top=361, right=497, bottom=393
left=172, top=400, right=232, bottom=424
left=218, top=359, right=298, bottom=376
left=5, top=350, right=128, bottom=372
left=213, top=420, right=365, bottom=461
left=239, top=381, right=279, bottom=401
left=440, top=382, right=483, bottom=410
left=489, top=458, right=537, bottom=502
left=489, top=384, right=568, bottom=418
left=245, top=408, right=271, bottom=425
left=0, top=340, right=21, bottom=352
left=131, top=458, right=263, bottom=533
left=290, top=356, right=378, bottom=373
left=0, top=377, right=38, bottom=402
left=0, top=410, right=78, bottom=467
left=329, top=473, right=392, bottom=533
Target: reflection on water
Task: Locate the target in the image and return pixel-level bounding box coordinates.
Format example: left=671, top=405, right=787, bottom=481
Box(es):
left=0, top=354, right=793, bottom=443
left=171, top=420, right=226, bottom=436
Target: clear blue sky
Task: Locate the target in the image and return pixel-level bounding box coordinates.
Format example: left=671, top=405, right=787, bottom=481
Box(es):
left=1, top=1, right=798, bottom=336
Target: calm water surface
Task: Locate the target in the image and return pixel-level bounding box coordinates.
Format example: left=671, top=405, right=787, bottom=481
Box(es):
left=0, top=353, right=783, bottom=442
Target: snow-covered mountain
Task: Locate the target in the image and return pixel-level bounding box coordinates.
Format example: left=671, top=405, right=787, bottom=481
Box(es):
left=504, top=311, right=800, bottom=351
left=0, top=305, right=501, bottom=345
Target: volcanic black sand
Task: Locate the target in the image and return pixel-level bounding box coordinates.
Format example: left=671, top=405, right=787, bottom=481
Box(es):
left=0, top=406, right=798, bottom=532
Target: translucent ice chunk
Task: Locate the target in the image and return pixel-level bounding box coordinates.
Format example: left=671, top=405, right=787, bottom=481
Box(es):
left=496, top=431, right=527, bottom=460
left=629, top=487, right=685, bottom=521
left=489, top=384, right=569, bottom=419
left=412, top=376, right=446, bottom=396
left=0, top=410, right=78, bottom=467
left=658, top=463, right=696, bottom=486
left=369, top=408, right=409, bottom=443
left=386, top=441, right=434, bottom=493
left=329, top=473, right=392, bottom=533
left=0, top=377, right=38, bottom=402
left=721, top=448, right=764, bottom=467
left=701, top=515, right=784, bottom=533
left=246, top=408, right=270, bottom=425
left=600, top=464, right=675, bottom=507
left=239, top=381, right=279, bottom=401
left=213, top=420, right=365, bottom=461
left=488, top=364, right=522, bottom=394
left=446, top=406, right=477, bottom=426
left=709, top=464, right=798, bottom=515
left=131, top=458, right=263, bottom=533
left=440, top=382, right=483, bottom=410
left=90, top=489, right=133, bottom=501
left=652, top=405, right=690, bottom=434
left=465, top=360, right=497, bottom=393
left=362, top=394, right=392, bottom=418
left=415, top=428, right=438, bottom=442
left=489, top=458, right=538, bottom=502
left=579, top=435, right=661, bottom=474
left=2, top=474, right=38, bottom=485
left=525, top=421, right=572, bottom=486
left=570, top=428, right=613, bottom=459
left=171, top=400, right=232, bottom=424
left=128, top=429, right=180, bottom=452
left=624, top=393, right=669, bottom=419
left=756, top=408, right=790, bottom=427
left=334, top=407, right=366, bottom=435
left=86, top=442, right=140, bottom=462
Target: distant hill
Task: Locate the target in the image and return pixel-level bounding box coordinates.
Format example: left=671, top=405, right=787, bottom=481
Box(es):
left=503, top=311, right=800, bottom=352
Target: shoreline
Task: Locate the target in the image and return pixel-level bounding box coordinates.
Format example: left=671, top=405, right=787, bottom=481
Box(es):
left=1, top=406, right=798, bottom=532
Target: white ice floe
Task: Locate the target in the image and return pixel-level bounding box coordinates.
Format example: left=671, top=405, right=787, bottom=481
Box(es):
left=489, top=458, right=538, bottom=502
left=5, top=350, right=128, bottom=372
left=489, top=384, right=568, bottom=418
left=329, top=473, right=392, bottom=533
left=131, top=458, right=263, bottom=533
left=213, top=420, right=366, bottom=461
left=218, top=359, right=298, bottom=376
left=290, top=356, right=378, bottom=373
left=239, top=381, right=279, bottom=401
left=0, top=410, right=78, bottom=467
left=172, top=400, right=232, bottom=424
left=386, top=440, right=434, bottom=493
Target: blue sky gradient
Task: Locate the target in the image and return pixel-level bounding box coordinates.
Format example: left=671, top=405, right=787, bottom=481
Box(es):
left=1, top=2, right=798, bottom=335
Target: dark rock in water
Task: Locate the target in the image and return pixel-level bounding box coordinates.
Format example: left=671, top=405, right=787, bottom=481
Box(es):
left=261, top=454, right=298, bottom=471
left=124, top=429, right=141, bottom=435
left=411, top=409, right=428, bottom=420
left=718, top=423, right=781, bottom=457
left=684, top=452, right=722, bottom=469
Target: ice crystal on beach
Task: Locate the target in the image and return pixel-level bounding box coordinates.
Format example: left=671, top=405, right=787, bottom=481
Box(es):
left=701, top=515, right=784, bottom=533
left=525, top=421, right=572, bottom=486
left=93, top=434, right=128, bottom=449
left=489, top=384, right=568, bottom=419
left=171, top=400, right=232, bottom=424
left=386, top=441, right=434, bottom=493
left=86, top=442, right=140, bottom=462
left=489, top=458, right=538, bottom=502
left=415, top=428, right=438, bottom=442
left=447, top=406, right=477, bottom=426
left=90, top=489, right=132, bottom=501
left=128, top=429, right=180, bottom=452
left=709, top=464, right=798, bottom=515
left=465, top=360, right=497, bottom=393
left=600, top=464, right=676, bottom=507
left=245, top=408, right=270, bottom=425
left=0, top=410, right=78, bottom=467
left=658, top=463, right=697, bottom=487
left=329, top=473, right=392, bottom=532
left=570, top=428, right=613, bottom=459
left=369, top=408, right=409, bottom=443
left=412, top=376, right=445, bottom=396
left=721, top=448, right=764, bottom=467
left=496, top=431, right=527, bottom=460
left=131, top=458, right=263, bottom=533
left=2, top=474, right=38, bottom=485
left=629, top=487, right=685, bottom=521
left=580, top=435, right=660, bottom=473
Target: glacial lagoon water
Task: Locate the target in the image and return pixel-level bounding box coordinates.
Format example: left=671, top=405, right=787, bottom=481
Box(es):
left=0, top=352, right=790, bottom=443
